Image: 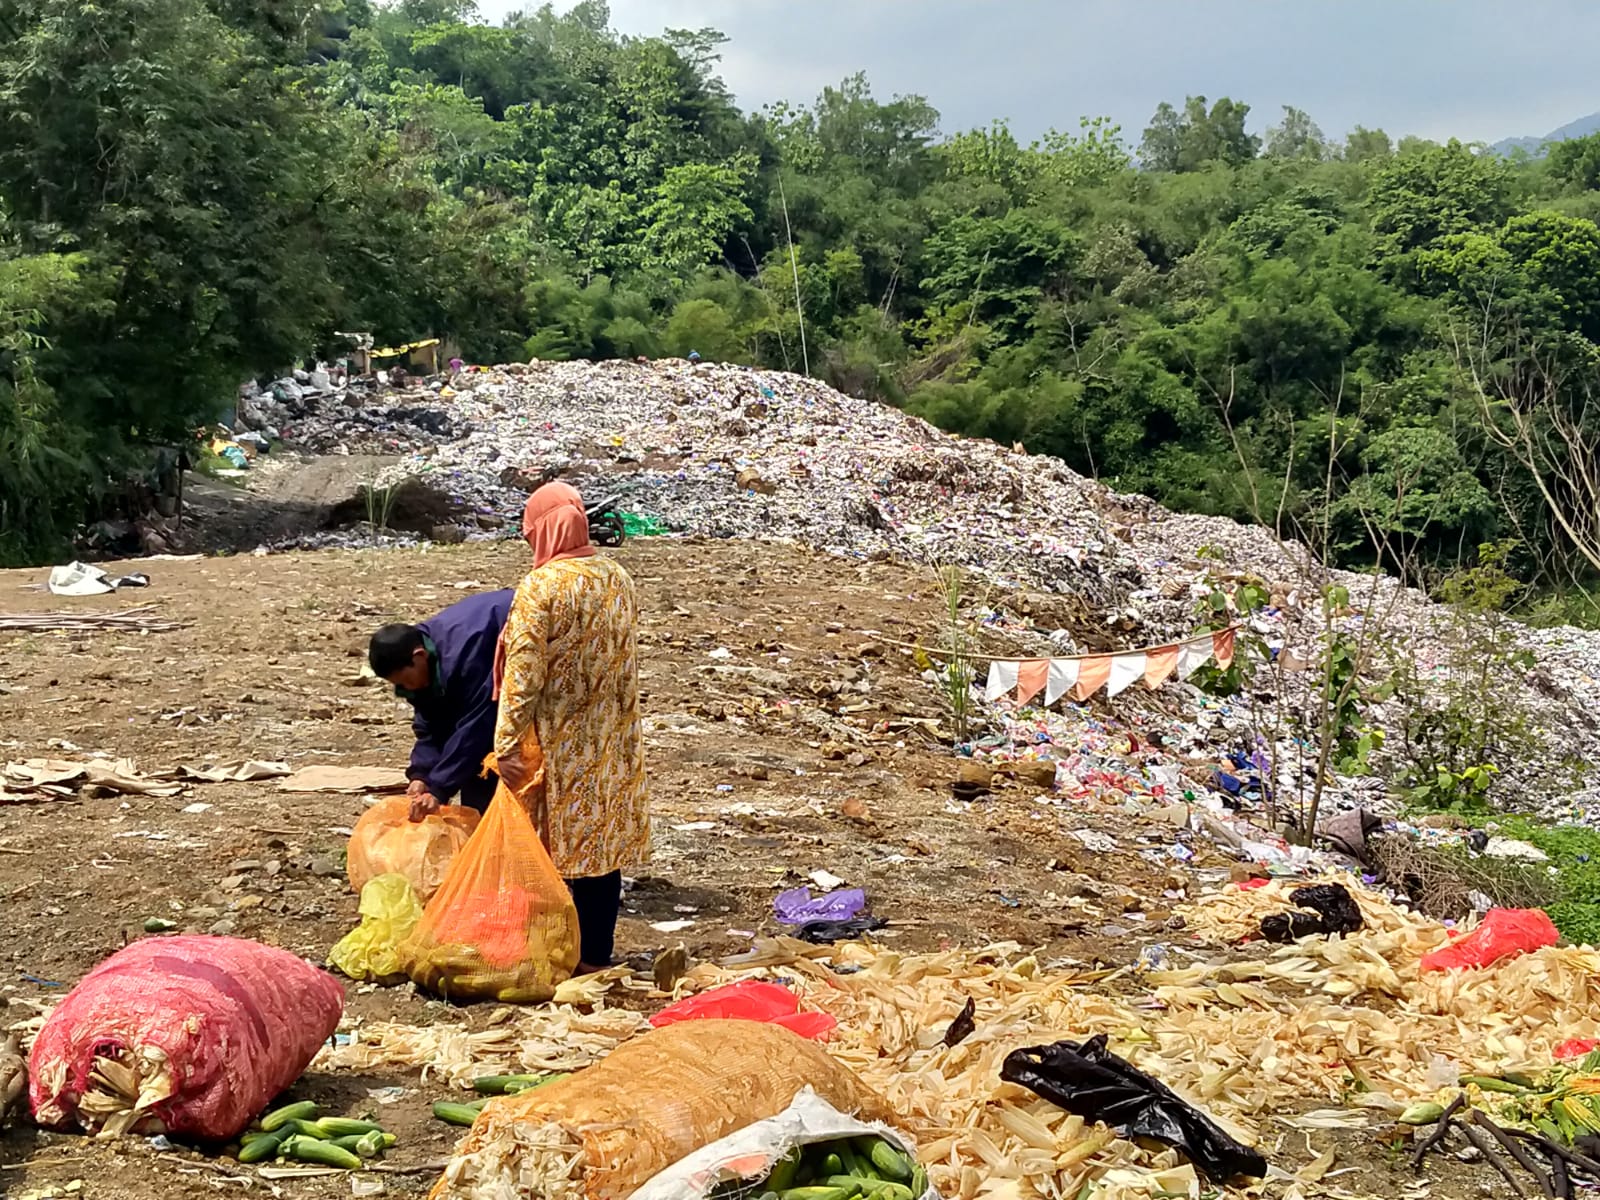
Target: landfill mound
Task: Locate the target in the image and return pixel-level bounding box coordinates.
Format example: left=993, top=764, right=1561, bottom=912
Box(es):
left=259, top=357, right=1600, bottom=817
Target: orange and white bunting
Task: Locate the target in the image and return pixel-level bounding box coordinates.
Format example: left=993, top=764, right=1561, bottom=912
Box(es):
left=982, top=627, right=1238, bottom=707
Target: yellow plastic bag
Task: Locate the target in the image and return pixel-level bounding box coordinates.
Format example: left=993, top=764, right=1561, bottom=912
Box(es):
left=329, top=873, right=424, bottom=983
left=347, top=797, right=479, bottom=903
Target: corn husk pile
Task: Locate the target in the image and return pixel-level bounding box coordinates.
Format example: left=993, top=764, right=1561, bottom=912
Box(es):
left=671, top=884, right=1600, bottom=1199
left=68, top=1045, right=174, bottom=1137
left=313, top=1006, right=646, bottom=1089
left=314, top=882, right=1600, bottom=1199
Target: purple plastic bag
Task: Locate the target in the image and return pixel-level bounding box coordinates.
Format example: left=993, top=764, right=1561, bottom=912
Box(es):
left=774, top=886, right=866, bottom=925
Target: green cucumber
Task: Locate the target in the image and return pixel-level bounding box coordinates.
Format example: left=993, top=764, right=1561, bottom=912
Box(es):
left=433, top=1100, right=487, bottom=1127
left=238, top=1128, right=290, bottom=1163
left=280, top=1134, right=362, bottom=1170
left=314, top=1117, right=383, bottom=1138
left=355, top=1130, right=395, bottom=1158
left=862, top=1140, right=913, bottom=1183
left=765, top=1149, right=801, bottom=1192
left=259, top=1100, right=318, bottom=1132
left=471, top=1073, right=565, bottom=1094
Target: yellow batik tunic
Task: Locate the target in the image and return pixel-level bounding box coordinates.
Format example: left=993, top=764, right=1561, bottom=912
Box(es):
left=494, top=556, right=649, bottom=879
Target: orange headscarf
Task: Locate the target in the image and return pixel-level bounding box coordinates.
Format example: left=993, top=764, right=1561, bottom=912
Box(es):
left=491, top=482, right=596, bottom=701
left=521, top=481, right=596, bottom=569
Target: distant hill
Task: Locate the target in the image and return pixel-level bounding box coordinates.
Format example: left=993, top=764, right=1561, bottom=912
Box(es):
left=1490, top=111, right=1600, bottom=157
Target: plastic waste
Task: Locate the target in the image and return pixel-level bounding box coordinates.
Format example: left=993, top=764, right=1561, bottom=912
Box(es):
left=1555, top=1038, right=1599, bottom=1061
left=346, top=797, right=479, bottom=903
left=648, top=980, right=837, bottom=1040
left=774, top=886, right=866, bottom=925
left=1001, top=1034, right=1268, bottom=1183
left=1258, top=883, right=1364, bottom=942
left=329, top=873, right=424, bottom=983
left=1420, top=907, right=1560, bottom=972
left=796, top=915, right=886, bottom=944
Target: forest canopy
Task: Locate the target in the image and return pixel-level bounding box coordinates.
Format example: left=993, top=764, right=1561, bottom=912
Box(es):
left=2, top=0, right=1598, bottom=601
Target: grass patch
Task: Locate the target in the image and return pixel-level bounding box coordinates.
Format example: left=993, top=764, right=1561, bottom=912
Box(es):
left=1493, top=817, right=1600, bottom=943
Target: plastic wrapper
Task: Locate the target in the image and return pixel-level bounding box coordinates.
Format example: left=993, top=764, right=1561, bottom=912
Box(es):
left=774, top=886, right=866, bottom=925
left=347, top=797, right=479, bottom=903
left=648, top=980, right=837, bottom=1040
left=1000, top=1034, right=1267, bottom=1184
left=401, top=778, right=579, bottom=1003
left=329, top=873, right=424, bottom=983
left=430, top=1020, right=891, bottom=1200
left=630, top=1090, right=935, bottom=1200
left=28, top=936, right=344, bottom=1141
left=1419, top=907, right=1560, bottom=972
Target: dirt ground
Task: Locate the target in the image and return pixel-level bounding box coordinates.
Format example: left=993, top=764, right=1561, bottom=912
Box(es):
left=0, top=536, right=1488, bottom=1199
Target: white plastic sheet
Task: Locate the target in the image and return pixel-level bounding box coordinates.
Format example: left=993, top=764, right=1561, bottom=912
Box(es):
left=629, top=1089, right=938, bottom=1200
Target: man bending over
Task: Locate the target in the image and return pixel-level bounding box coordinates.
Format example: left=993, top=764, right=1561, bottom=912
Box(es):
left=368, top=589, right=513, bottom=819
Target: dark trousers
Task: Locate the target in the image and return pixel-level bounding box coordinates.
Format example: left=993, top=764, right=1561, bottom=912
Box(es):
left=565, top=871, right=623, bottom=966
left=457, top=773, right=498, bottom=813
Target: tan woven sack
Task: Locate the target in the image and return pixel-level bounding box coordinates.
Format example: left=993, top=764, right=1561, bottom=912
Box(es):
left=431, top=1019, right=893, bottom=1200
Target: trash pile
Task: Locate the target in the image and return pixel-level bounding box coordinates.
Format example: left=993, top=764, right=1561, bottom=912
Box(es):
left=249, top=357, right=1600, bottom=830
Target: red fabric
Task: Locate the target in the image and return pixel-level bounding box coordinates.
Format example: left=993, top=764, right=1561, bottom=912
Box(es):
left=1419, top=908, right=1560, bottom=972
left=492, top=481, right=596, bottom=700
left=648, top=980, right=837, bottom=1041
left=1556, top=1038, right=1600, bottom=1061
left=29, top=936, right=344, bottom=1140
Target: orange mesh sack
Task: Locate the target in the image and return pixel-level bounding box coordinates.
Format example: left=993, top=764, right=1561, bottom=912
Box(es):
left=401, top=779, right=579, bottom=1003
left=348, top=798, right=480, bottom=903
left=430, top=1020, right=893, bottom=1200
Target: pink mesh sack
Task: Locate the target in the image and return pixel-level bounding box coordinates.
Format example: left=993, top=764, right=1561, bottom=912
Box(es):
left=29, top=936, right=344, bottom=1140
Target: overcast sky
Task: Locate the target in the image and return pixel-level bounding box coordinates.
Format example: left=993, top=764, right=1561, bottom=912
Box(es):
left=473, top=0, right=1600, bottom=147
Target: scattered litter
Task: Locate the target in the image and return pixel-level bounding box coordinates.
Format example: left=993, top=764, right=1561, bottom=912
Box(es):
left=649, top=980, right=837, bottom=1040
left=279, top=765, right=409, bottom=794
left=1419, top=907, right=1560, bottom=972
left=795, top=916, right=887, bottom=944
left=808, top=869, right=847, bottom=891
left=1258, top=883, right=1365, bottom=943
left=45, top=562, right=150, bottom=597
left=1002, top=1034, right=1268, bottom=1183
left=1069, top=829, right=1118, bottom=854
left=650, top=919, right=696, bottom=933
left=773, top=886, right=866, bottom=926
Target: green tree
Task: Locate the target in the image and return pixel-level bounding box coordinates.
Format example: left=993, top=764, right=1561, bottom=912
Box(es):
left=1139, top=96, right=1260, bottom=172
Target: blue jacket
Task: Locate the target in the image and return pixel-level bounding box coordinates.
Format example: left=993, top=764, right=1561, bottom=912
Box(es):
left=404, top=589, right=514, bottom=803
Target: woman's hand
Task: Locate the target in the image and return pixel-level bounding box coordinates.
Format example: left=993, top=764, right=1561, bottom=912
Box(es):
left=497, top=748, right=531, bottom=793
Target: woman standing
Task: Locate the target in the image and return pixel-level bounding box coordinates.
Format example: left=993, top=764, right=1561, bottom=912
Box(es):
left=494, top=482, right=648, bottom=973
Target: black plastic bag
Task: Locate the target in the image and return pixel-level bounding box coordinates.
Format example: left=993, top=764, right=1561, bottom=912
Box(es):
left=1259, top=883, right=1364, bottom=943
left=1000, top=1034, right=1267, bottom=1183
left=795, top=915, right=887, bottom=944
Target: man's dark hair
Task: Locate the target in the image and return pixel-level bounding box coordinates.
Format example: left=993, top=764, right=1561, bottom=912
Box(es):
left=369, top=624, right=425, bottom=676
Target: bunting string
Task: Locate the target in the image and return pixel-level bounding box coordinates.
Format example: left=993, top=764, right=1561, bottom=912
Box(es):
left=978, top=626, right=1242, bottom=706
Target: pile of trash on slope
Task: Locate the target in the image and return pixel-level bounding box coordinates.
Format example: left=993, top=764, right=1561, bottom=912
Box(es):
left=254, top=357, right=1600, bottom=827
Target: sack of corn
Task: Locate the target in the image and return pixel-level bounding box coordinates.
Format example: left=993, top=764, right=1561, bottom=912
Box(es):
left=28, top=935, right=344, bottom=1140
left=430, top=1020, right=894, bottom=1200
left=402, top=778, right=579, bottom=1003
left=348, top=796, right=479, bottom=903
left=631, top=1089, right=936, bottom=1200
